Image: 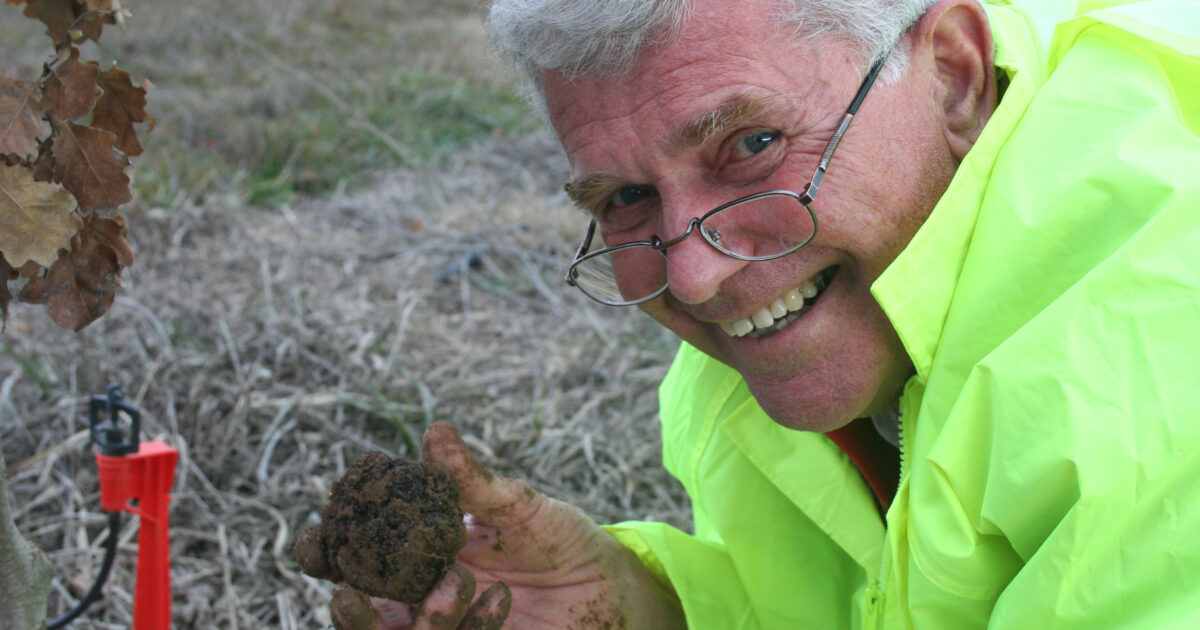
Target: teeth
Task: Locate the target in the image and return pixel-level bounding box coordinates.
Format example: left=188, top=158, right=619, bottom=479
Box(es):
left=720, top=272, right=831, bottom=338
left=751, top=308, right=774, bottom=329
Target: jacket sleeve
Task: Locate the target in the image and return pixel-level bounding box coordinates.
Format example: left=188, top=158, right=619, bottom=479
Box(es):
left=602, top=343, right=883, bottom=629
left=603, top=521, right=761, bottom=630
left=600, top=343, right=762, bottom=630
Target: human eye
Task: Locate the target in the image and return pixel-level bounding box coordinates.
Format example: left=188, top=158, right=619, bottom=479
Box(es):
left=730, top=130, right=781, bottom=160
left=607, top=186, right=656, bottom=208
left=598, top=185, right=658, bottom=233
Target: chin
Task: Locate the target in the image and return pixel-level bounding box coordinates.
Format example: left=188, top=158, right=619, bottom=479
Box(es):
left=641, top=275, right=915, bottom=432
left=746, top=380, right=869, bottom=433
left=741, top=350, right=912, bottom=434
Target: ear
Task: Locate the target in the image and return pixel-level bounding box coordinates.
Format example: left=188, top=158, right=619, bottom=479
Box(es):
left=911, top=0, right=996, bottom=162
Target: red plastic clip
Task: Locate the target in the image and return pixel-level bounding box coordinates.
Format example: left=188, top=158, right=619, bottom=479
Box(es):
left=95, top=441, right=178, bottom=629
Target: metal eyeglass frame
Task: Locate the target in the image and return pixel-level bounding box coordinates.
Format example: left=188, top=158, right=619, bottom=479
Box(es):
left=565, top=53, right=889, bottom=306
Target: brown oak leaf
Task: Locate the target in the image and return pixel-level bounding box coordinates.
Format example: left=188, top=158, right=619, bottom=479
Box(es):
left=20, top=0, right=83, bottom=44
left=79, top=211, right=131, bottom=268
left=0, top=78, right=46, bottom=160
left=40, top=45, right=102, bottom=120
left=20, top=213, right=124, bottom=331
left=19, top=0, right=118, bottom=44
left=31, top=135, right=55, bottom=182
left=75, top=6, right=119, bottom=43
left=48, top=118, right=130, bottom=213
left=91, top=65, right=154, bottom=157
left=0, top=162, right=79, bottom=267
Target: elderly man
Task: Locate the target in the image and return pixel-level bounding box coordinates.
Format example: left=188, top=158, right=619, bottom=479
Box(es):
left=333, top=0, right=1200, bottom=628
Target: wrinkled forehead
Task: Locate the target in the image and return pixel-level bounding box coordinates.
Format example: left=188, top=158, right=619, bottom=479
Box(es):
left=538, top=0, right=850, bottom=124
left=541, top=27, right=842, bottom=167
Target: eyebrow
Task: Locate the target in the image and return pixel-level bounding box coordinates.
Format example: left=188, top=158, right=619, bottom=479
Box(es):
left=563, top=172, right=625, bottom=212
left=663, top=93, right=774, bottom=155
left=561, top=93, right=775, bottom=211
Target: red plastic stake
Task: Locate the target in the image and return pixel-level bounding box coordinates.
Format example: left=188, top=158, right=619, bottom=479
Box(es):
left=96, top=440, right=179, bottom=629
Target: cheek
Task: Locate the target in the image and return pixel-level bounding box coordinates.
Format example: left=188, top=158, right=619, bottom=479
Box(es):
left=605, top=245, right=670, bottom=303
left=636, top=299, right=721, bottom=355
left=820, top=150, right=955, bottom=280
left=637, top=298, right=684, bottom=334
left=814, top=85, right=957, bottom=272
left=867, top=152, right=957, bottom=271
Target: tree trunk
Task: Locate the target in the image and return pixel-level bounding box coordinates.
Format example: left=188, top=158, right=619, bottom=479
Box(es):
left=0, top=444, right=54, bottom=630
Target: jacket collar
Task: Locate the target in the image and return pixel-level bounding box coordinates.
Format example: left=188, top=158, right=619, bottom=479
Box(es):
left=872, top=3, right=1044, bottom=383
left=720, top=392, right=887, bottom=572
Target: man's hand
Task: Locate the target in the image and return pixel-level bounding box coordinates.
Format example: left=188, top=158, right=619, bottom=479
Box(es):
left=329, top=421, right=686, bottom=630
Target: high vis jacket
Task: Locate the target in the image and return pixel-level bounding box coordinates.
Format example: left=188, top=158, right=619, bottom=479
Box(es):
left=603, top=1, right=1200, bottom=627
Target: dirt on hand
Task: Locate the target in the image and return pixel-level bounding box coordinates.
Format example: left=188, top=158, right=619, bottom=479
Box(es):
left=295, top=450, right=467, bottom=603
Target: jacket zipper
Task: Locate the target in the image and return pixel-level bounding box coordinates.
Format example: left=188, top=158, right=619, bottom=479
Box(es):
left=866, top=408, right=908, bottom=629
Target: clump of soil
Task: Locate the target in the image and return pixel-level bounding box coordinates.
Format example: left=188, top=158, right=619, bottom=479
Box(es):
left=294, top=451, right=467, bottom=603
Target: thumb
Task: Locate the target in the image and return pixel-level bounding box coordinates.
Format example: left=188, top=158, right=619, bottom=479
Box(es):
left=330, top=586, right=382, bottom=630
left=421, top=421, right=544, bottom=526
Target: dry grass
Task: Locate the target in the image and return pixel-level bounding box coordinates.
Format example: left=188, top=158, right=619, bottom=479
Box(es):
left=1, top=0, right=539, bottom=206
left=1, top=2, right=689, bottom=628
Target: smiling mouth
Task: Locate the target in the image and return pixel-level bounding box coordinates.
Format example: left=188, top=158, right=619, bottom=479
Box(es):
left=719, top=267, right=838, bottom=338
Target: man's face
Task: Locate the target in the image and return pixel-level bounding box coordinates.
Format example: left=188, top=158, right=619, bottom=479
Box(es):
left=545, top=0, right=960, bottom=432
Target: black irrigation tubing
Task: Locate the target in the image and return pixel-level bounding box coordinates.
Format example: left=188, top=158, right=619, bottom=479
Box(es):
left=47, top=511, right=121, bottom=629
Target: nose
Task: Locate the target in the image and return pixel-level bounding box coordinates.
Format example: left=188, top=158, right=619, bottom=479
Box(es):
left=660, top=196, right=748, bottom=304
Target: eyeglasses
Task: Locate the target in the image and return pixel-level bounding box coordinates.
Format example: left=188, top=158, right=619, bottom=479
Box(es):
left=565, top=53, right=888, bottom=306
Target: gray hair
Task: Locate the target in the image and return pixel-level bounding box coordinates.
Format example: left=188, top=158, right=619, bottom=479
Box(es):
left=488, top=0, right=941, bottom=100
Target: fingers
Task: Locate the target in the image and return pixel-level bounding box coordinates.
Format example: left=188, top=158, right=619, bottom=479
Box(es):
left=294, top=526, right=334, bottom=580
left=370, top=598, right=415, bottom=630
left=329, top=567, right=477, bottom=630
left=334, top=566, right=497, bottom=630
left=461, top=582, right=512, bottom=630
left=331, top=587, right=381, bottom=630
left=409, top=564, right=476, bottom=630
left=422, top=422, right=544, bottom=526
left=367, top=568, right=511, bottom=630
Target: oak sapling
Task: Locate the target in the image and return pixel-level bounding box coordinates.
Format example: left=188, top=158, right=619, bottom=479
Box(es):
left=295, top=451, right=467, bottom=603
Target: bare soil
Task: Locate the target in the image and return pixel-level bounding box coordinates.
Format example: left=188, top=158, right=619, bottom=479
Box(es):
left=295, top=451, right=466, bottom=603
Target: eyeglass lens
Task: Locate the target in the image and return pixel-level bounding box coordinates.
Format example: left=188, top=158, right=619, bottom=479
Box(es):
left=571, top=193, right=813, bottom=305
